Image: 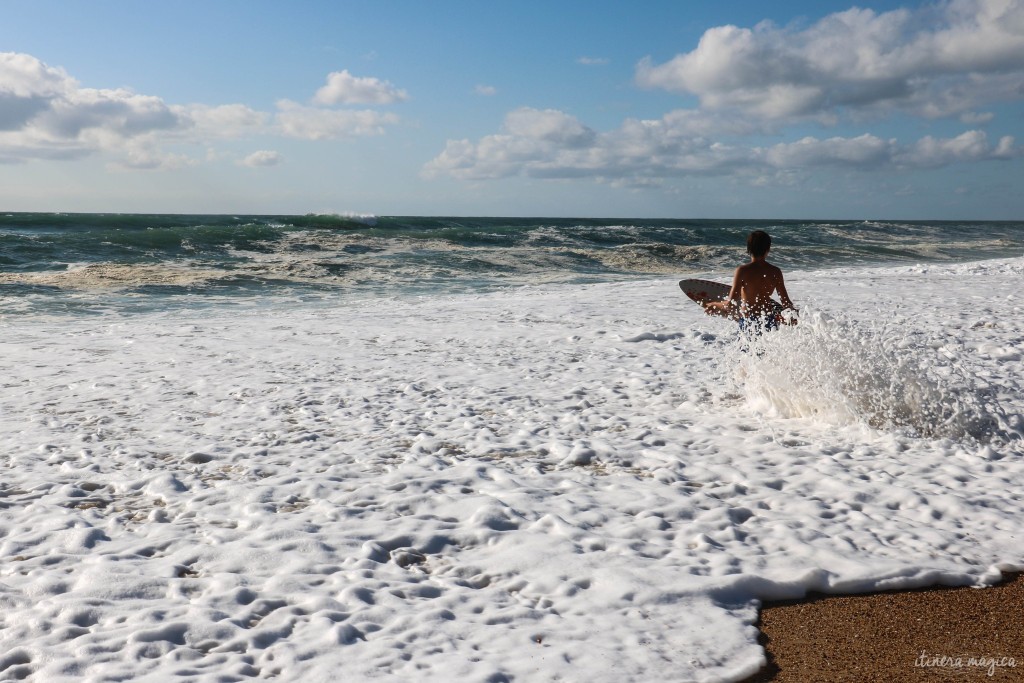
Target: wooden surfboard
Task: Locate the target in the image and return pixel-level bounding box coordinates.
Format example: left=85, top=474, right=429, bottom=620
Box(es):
left=679, top=278, right=791, bottom=324
left=679, top=279, right=736, bottom=319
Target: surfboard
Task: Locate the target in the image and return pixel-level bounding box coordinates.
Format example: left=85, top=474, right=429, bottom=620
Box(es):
left=679, top=279, right=736, bottom=319
left=679, top=279, right=730, bottom=305
left=679, top=278, right=792, bottom=324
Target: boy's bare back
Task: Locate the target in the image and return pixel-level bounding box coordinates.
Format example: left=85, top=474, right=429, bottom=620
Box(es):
left=730, top=259, right=793, bottom=316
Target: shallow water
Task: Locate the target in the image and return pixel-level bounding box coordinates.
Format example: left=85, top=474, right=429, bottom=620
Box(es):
left=0, top=255, right=1021, bottom=681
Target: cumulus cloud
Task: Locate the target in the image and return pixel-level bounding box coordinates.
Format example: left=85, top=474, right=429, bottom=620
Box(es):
left=896, top=129, right=1018, bottom=167
left=39, top=88, right=184, bottom=140
left=959, top=111, right=995, bottom=125
left=0, top=52, right=405, bottom=167
left=636, top=0, right=1024, bottom=121
left=0, top=52, right=69, bottom=98
left=184, top=103, right=269, bottom=138
left=503, top=107, right=596, bottom=147
left=425, top=105, right=1021, bottom=182
left=0, top=53, right=70, bottom=130
left=424, top=107, right=750, bottom=181
left=313, top=70, right=408, bottom=105
left=275, top=100, right=399, bottom=140
left=113, top=144, right=196, bottom=171
left=0, top=53, right=201, bottom=166
left=762, top=134, right=895, bottom=168
left=239, top=150, right=283, bottom=167
left=0, top=52, right=261, bottom=168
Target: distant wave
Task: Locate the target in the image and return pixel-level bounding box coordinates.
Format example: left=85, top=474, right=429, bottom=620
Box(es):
left=300, top=212, right=379, bottom=228
left=2, top=214, right=1022, bottom=315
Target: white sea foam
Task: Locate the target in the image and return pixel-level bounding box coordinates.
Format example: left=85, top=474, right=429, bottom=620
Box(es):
left=0, top=262, right=226, bottom=290
left=0, top=258, right=1021, bottom=681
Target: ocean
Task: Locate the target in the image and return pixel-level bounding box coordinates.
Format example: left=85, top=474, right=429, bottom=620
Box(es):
left=1, top=213, right=1022, bottom=681
left=2, top=213, right=1022, bottom=315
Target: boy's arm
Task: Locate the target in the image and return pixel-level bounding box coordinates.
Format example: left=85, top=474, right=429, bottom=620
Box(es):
left=726, top=266, right=743, bottom=305
left=775, top=271, right=796, bottom=310
left=703, top=267, right=742, bottom=316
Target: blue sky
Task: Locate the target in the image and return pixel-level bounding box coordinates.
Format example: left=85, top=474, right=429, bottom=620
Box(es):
left=1, top=0, right=1022, bottom=218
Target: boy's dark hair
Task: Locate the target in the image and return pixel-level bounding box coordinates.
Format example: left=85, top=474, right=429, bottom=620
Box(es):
left=747, top=230, right=771, bottom=257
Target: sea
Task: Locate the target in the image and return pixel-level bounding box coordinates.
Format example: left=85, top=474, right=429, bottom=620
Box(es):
left=1, top=212, right=1023, bottom=680
left=2, top=213, right=1022, bottom=316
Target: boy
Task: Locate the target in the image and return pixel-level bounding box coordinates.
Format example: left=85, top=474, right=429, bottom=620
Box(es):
left=703, top=230, right=797, bottom=332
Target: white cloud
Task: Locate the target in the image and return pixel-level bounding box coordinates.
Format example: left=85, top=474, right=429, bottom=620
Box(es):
left=503, top=107, right=596, bottom=147
left=763, top=134, right=894, bottom=168
left=654, top=108, right=762, bottom=138
left=636, top=0, right=1024, bottom=121
left=313, top=70, right=408, bottom=105
left=474, top=84, right=498, bottom=96
left=239, top=150, right=283, bottom=167
left=896, top=130, right=1019, bottom=167
left=576, top=56, right=610, bottom=66
left=184, top=103, right=269, bottom=138
left=0, top=52, right=229, bottom=167
left=275, top=100, right=399, bottom=140
left=0, top=52, right=72, bottom=130
left=424, top=107, right=749, bottom=181
left=39, top=88, right=184, bottom=140
left=0, top=51, right=70, bottom=98
left=0, top=52, right=404, bottom=168
left=960, top=111, right=995, bottom=125
left=425, top=105, right=1021, bottom=182
left=0, top=54, right=203, bottom=168
left=110, top=142, right=197, bottom=171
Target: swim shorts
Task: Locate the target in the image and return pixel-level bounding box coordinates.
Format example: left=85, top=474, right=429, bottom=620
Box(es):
left=738, top=311, right=780, bottom=335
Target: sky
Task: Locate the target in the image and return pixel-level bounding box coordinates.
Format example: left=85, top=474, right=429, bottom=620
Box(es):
left=1, top=0, right=1022, bottom=219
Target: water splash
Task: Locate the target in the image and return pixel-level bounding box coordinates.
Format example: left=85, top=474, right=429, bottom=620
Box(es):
left=728, top=310, right=1020, bottom=444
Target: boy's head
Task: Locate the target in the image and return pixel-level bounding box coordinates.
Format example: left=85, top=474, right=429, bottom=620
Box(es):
left=746, top=230, right=771, bottom=257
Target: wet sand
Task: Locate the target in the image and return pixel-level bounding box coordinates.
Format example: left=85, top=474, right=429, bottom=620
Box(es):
left=743, top=573, right=1023, bottom=682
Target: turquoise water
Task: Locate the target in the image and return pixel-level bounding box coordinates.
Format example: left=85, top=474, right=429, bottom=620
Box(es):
left=1, top=213, right=1022, bottom=315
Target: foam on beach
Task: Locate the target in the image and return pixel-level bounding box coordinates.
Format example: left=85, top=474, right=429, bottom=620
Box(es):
left=0, top=258, right=1021, bottom=681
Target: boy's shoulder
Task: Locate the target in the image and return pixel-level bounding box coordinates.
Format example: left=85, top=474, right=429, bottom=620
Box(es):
left=738, top=260, right=782, bottom=273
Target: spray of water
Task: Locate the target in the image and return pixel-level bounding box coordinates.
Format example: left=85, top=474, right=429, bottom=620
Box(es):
left=725, top=309, right=1020, bottom=444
